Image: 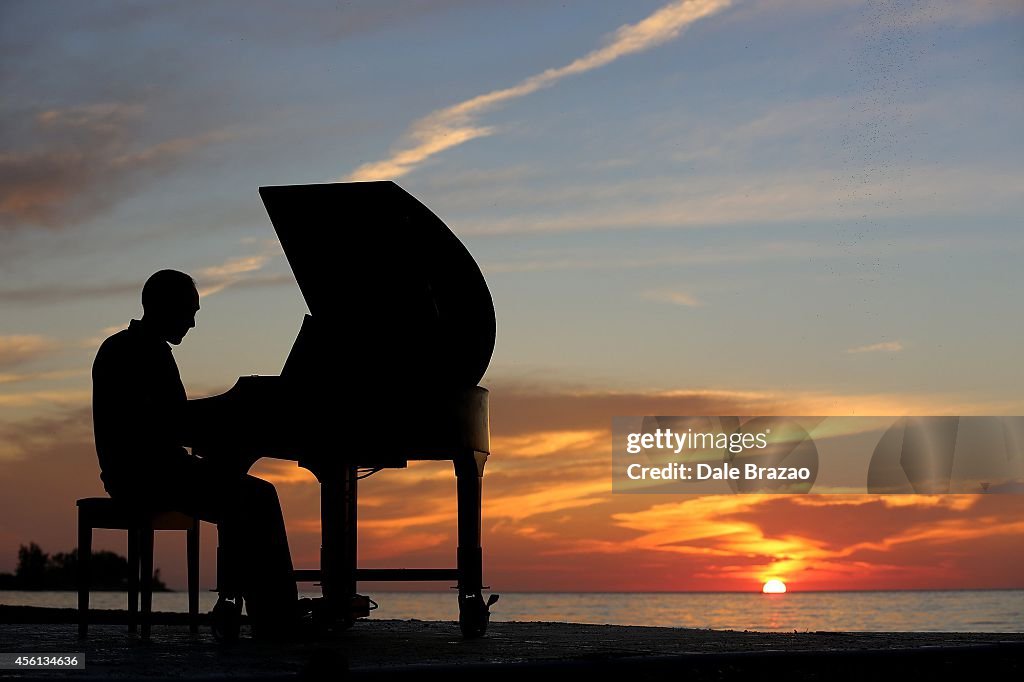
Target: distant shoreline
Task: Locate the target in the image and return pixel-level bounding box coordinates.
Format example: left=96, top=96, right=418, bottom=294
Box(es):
left=4, top=587, right=1023, bottom=594
left=5, top=590, right=1021, bottom=633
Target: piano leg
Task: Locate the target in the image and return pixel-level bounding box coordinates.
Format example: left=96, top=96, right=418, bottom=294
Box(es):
left=455, top=450, right=494, bottom=638
left=211, top=534, right=242, bottom=644
left=320, top=466, right=358, bottom=628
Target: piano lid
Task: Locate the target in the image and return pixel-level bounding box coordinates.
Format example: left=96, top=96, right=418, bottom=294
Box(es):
left=259, top=181, right=495, bottom=388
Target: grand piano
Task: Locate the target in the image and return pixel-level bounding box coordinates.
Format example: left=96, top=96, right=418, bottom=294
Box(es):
left=184, top=181, right=497, bottom=638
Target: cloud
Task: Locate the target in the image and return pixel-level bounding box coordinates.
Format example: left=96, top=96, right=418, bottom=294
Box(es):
left=0, top=369, right=83, bottom=386
left=0, top=241, right=287, bottom=306
left=0, top=272, right=292, bottom=307
left=641, top=289, right=703, bottom=307
left=480, top=236, right=954, bottom=275
left=35, top=103, right=145, bottom=135
left=0, top=102, right=242, bottom=229
left=345, top=0, right=732, bottom=181
left=789, top=495, right=975, bottom=511
left=0, top=335, right=59, bottom=369
left=195, top=240, right=285, bottom=297
left=846, top=340, right=903, bottom=354
left=0, top=406, right=93, bottom=463
left=491, top=429, right=606, bottom=459
left=0, top=389, right=91, bottom=409
left=0, top=280, right=141, bottom=306
left=863, top=0, right=1024, bottom=30
left=486, top=479, right=609, bottom=522
left=198, top=254, right=270, bottom=280
left=197, top=255, right=272, bottom=297
left=2, top=380, right=1024, bottom=590
left=79, top=325, right=129, bottom=349
left=592, top=493, right=1024, bottom=589
left=726, top=0, right=1022, bottom=30
left=486, top=379, right=1024, bottom=438
left=456, top=166, right=1024, bottom=236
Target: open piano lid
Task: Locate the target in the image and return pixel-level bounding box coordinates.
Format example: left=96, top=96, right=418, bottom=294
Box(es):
left=259, top=181, right=495, bottom=388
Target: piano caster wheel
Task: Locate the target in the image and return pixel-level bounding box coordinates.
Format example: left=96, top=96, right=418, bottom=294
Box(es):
left=211, top=595, right=242, bottom=644
left=304, top=596, right=363, bottom=633
left=459, top=592, right=498, bottom=639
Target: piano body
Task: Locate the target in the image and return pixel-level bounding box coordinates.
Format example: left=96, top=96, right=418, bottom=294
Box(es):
left=184, top=182, right=497, bottom=637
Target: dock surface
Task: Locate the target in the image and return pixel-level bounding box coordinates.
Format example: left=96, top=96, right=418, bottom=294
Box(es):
left=1, top=607, right=1020, bottom=680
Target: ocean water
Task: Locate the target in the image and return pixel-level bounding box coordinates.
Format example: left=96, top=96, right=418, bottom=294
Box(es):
left=2, top=590, right=1021, bottom=632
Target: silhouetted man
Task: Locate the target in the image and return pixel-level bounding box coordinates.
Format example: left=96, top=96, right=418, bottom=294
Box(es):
left=92, top=269, right=300, bottom=637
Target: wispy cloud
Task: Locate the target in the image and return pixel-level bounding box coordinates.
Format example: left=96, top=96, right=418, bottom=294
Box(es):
left=491, top=429, right=606, bottom=459
left=345, top=0, right=732, bottom=181
left=80, top=324, right=128, bottom=349
left=195, top=239, right=285, bottom=297
left=0, top=369, right=83, bottom=386
left=457, top=166, right=1024, bottom=236
left=0, top=102, right=243, bottom=229
left=197, top=255, right=271, bottom=297
left=199, top=255, right=271, bottom=280
left=859, top=0, right=1024, bottom=31
left=593, top=493, right=1024, bottom=589
left=0, top=241, right=287, bottom=306
left=0, top=389, right=90, bottom=408
left=486, top=478, right=609, bottom=522
left=0, top=280, right=141, bottom=305
left=486, top=379, right=1024, bottom=437
left=641, top=289, right=703, bottom=307
left=0, top=335, right=59, bottom=369
left=482, top=238, right=877, bottom=274
left=847, top=340, right=904, bottom=354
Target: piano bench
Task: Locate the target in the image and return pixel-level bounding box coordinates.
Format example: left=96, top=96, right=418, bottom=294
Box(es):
left=76, top=497, right=201, bottom=640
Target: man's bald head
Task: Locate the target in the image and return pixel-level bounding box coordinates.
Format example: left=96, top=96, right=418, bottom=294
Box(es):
left=141, top=270, right=200, bottom=345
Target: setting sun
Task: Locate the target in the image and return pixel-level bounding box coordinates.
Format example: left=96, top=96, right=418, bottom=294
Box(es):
left=762, top=579, right=787, bottom=594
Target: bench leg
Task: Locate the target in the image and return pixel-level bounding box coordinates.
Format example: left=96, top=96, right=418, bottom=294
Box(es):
left=140, top=527, right=154, bottom=640
left=77, top=515, right=91, bottom=639
left=187, top=519, right=199, bottom=634
left=127, top=527, right=139, bottom=633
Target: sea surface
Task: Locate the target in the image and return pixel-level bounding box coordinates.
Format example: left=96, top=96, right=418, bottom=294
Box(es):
left=2, top=590, right=1021, bottom=632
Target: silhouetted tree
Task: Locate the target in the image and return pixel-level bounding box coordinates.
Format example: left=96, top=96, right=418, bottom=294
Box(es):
left=15, top=543, right=48, bottom=585
left=0, top=543, right=167, bottom=591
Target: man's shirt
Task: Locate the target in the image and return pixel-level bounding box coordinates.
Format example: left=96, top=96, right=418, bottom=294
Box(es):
left=92, top=318, right=190, bottom=496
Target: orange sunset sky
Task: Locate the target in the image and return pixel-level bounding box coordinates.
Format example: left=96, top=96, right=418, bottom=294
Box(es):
left=2, top=0, right=1023, bottom=592
left=2, top=387, right=1023, bottom=592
